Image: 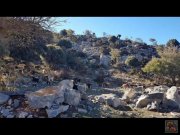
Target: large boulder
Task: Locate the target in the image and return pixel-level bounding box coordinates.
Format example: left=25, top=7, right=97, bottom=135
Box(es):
left=164, top=86, right=180, bottom=111
left=64, top=89, right=81, bottom=106
left=26, top=86, right=64, bottom=109
left=136, top=92, right=164, bottom=108
left=99, top=54, right=111, bottom=67
left=26, top=79, right=75, bottom=109
left=0, top=93, right=10, bottom=105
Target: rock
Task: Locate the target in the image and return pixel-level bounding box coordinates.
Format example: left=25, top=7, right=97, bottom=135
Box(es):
left=147, top=101, right=159, bottom=111
left=170, top=112, right=180, bottom=118
left=54, top=97, right=64, bottom=105
left=78, top=108, right=88, bottom=113
left=26, top=86, right=64, bottom=109
left=136, top=92, right=164, bottom=108
left=166, top=86, right=180, bottom=105
left=8, top=99, right=12, bottom=106
left=81, top=93, right=88, bottom=100
left=164, top=86, right=180, bottom=111
left=89, top=59, right=96, bottom=64
left=99, top=54, right=111, bottom=67
left=46, top=105, right=69, bottom=118
left=6, top=106, right=11, bottom=109
left=64, top=89, right=81, bottom=106
left=128, top=104, right=136, bottom=108
left=1, top=109, right=11, bottom=117
left=95, top=94, right=117, bottom=102
left=0, top=93, right=10, bottom=105
left=107, top=97, right=126, bottom=108
left=145, top=85, right=169, bottom=94
left=58, top=79, right=74, bottom=90
left=77, top=84, right=87, bottom=93
left=18, top=112, right=29, bottom=118
left=98, top=97, right=106, bottom=103
left=122, top=89, right=140, bottom=103
left=13, top=99, right=20, bottom=108
left=27, top=115, right=33, bottom=118
left=134, top=86, right=144, bottom=91
left=6, top=114, right=14, bottom=118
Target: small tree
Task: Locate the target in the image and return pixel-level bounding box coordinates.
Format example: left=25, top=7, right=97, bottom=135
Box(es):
left=142, top=47, right=180, bottom=85
left=58, top=39, right=72, bottom=49
left=149, top=38, right=157, bottom=46
left=110, top=49, right=120, bottom=64
left=60, top=29, right=68, bottom=37
left=108, top=36, right=118, bottom=43
left=117, top=34, right=121, bottom=39
left=166, top=39, right=180, bottom=48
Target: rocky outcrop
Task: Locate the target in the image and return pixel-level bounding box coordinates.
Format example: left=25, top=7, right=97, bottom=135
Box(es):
left=26, top=79, right=79, bottom=109
left=26, top=86, right=64, bottom=109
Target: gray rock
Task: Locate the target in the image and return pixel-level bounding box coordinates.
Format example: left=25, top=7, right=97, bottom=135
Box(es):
left=18, top=112, right=29, bottom=118
left=8, top=99, right=12, bottom=106
left=147, top=101, right=159, bottom=111
left=78, top=108, right=88, bottom=113
left=145, top=85, right=169, bottom=94
left=99, top=54, right=111, bottom=67
left=27, top=115, right=33, bottom=118
left=54, top=97, right=64, bottom=105
left=58, top=79, right=74, bottom=90
left=165, top=86, right=180, bottom=105
left=122, top=89, right=139, bottom=103
left=77, top=84, right=87, bottom=93
left=64, top=89, right=81, bottom=106
left=163, top=86, right=180, bottom=111
left=46, top=105, right=69, bottom=118
left=13, top=99, right=20, bottom=108
left=1, top=109, right=11, bottom=117
left=136, top=92, right=164, bottom=108
left=0, top=93, right=10, bottom=105
left=107, top=97, right=126, bottom=108
left=26, top=86, right=64, bottom=109
left=6, top=114, right=14, bottom=118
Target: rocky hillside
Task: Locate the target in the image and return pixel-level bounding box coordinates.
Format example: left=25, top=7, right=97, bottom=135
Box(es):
left=0, top=18, right=180, bottom=118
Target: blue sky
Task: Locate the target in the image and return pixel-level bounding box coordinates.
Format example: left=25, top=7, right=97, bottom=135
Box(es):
left=55, top=17, right=180, bottom=45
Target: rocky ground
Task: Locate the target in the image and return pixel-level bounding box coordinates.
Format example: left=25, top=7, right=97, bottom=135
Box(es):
left=0, top=78, right=180, bottom=118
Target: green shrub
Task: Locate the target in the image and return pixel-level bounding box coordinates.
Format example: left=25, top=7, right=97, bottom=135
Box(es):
left=58, top=39, right=72, bottom=49
left=166, top=39, right=180, bottom=48
left=100, top=47, right=110, bottom=55
left=142, top=47, right=180, bottom=85
left=45, top=46, right=66, bottom=68
left=125, top=56, right=140, bottom=68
